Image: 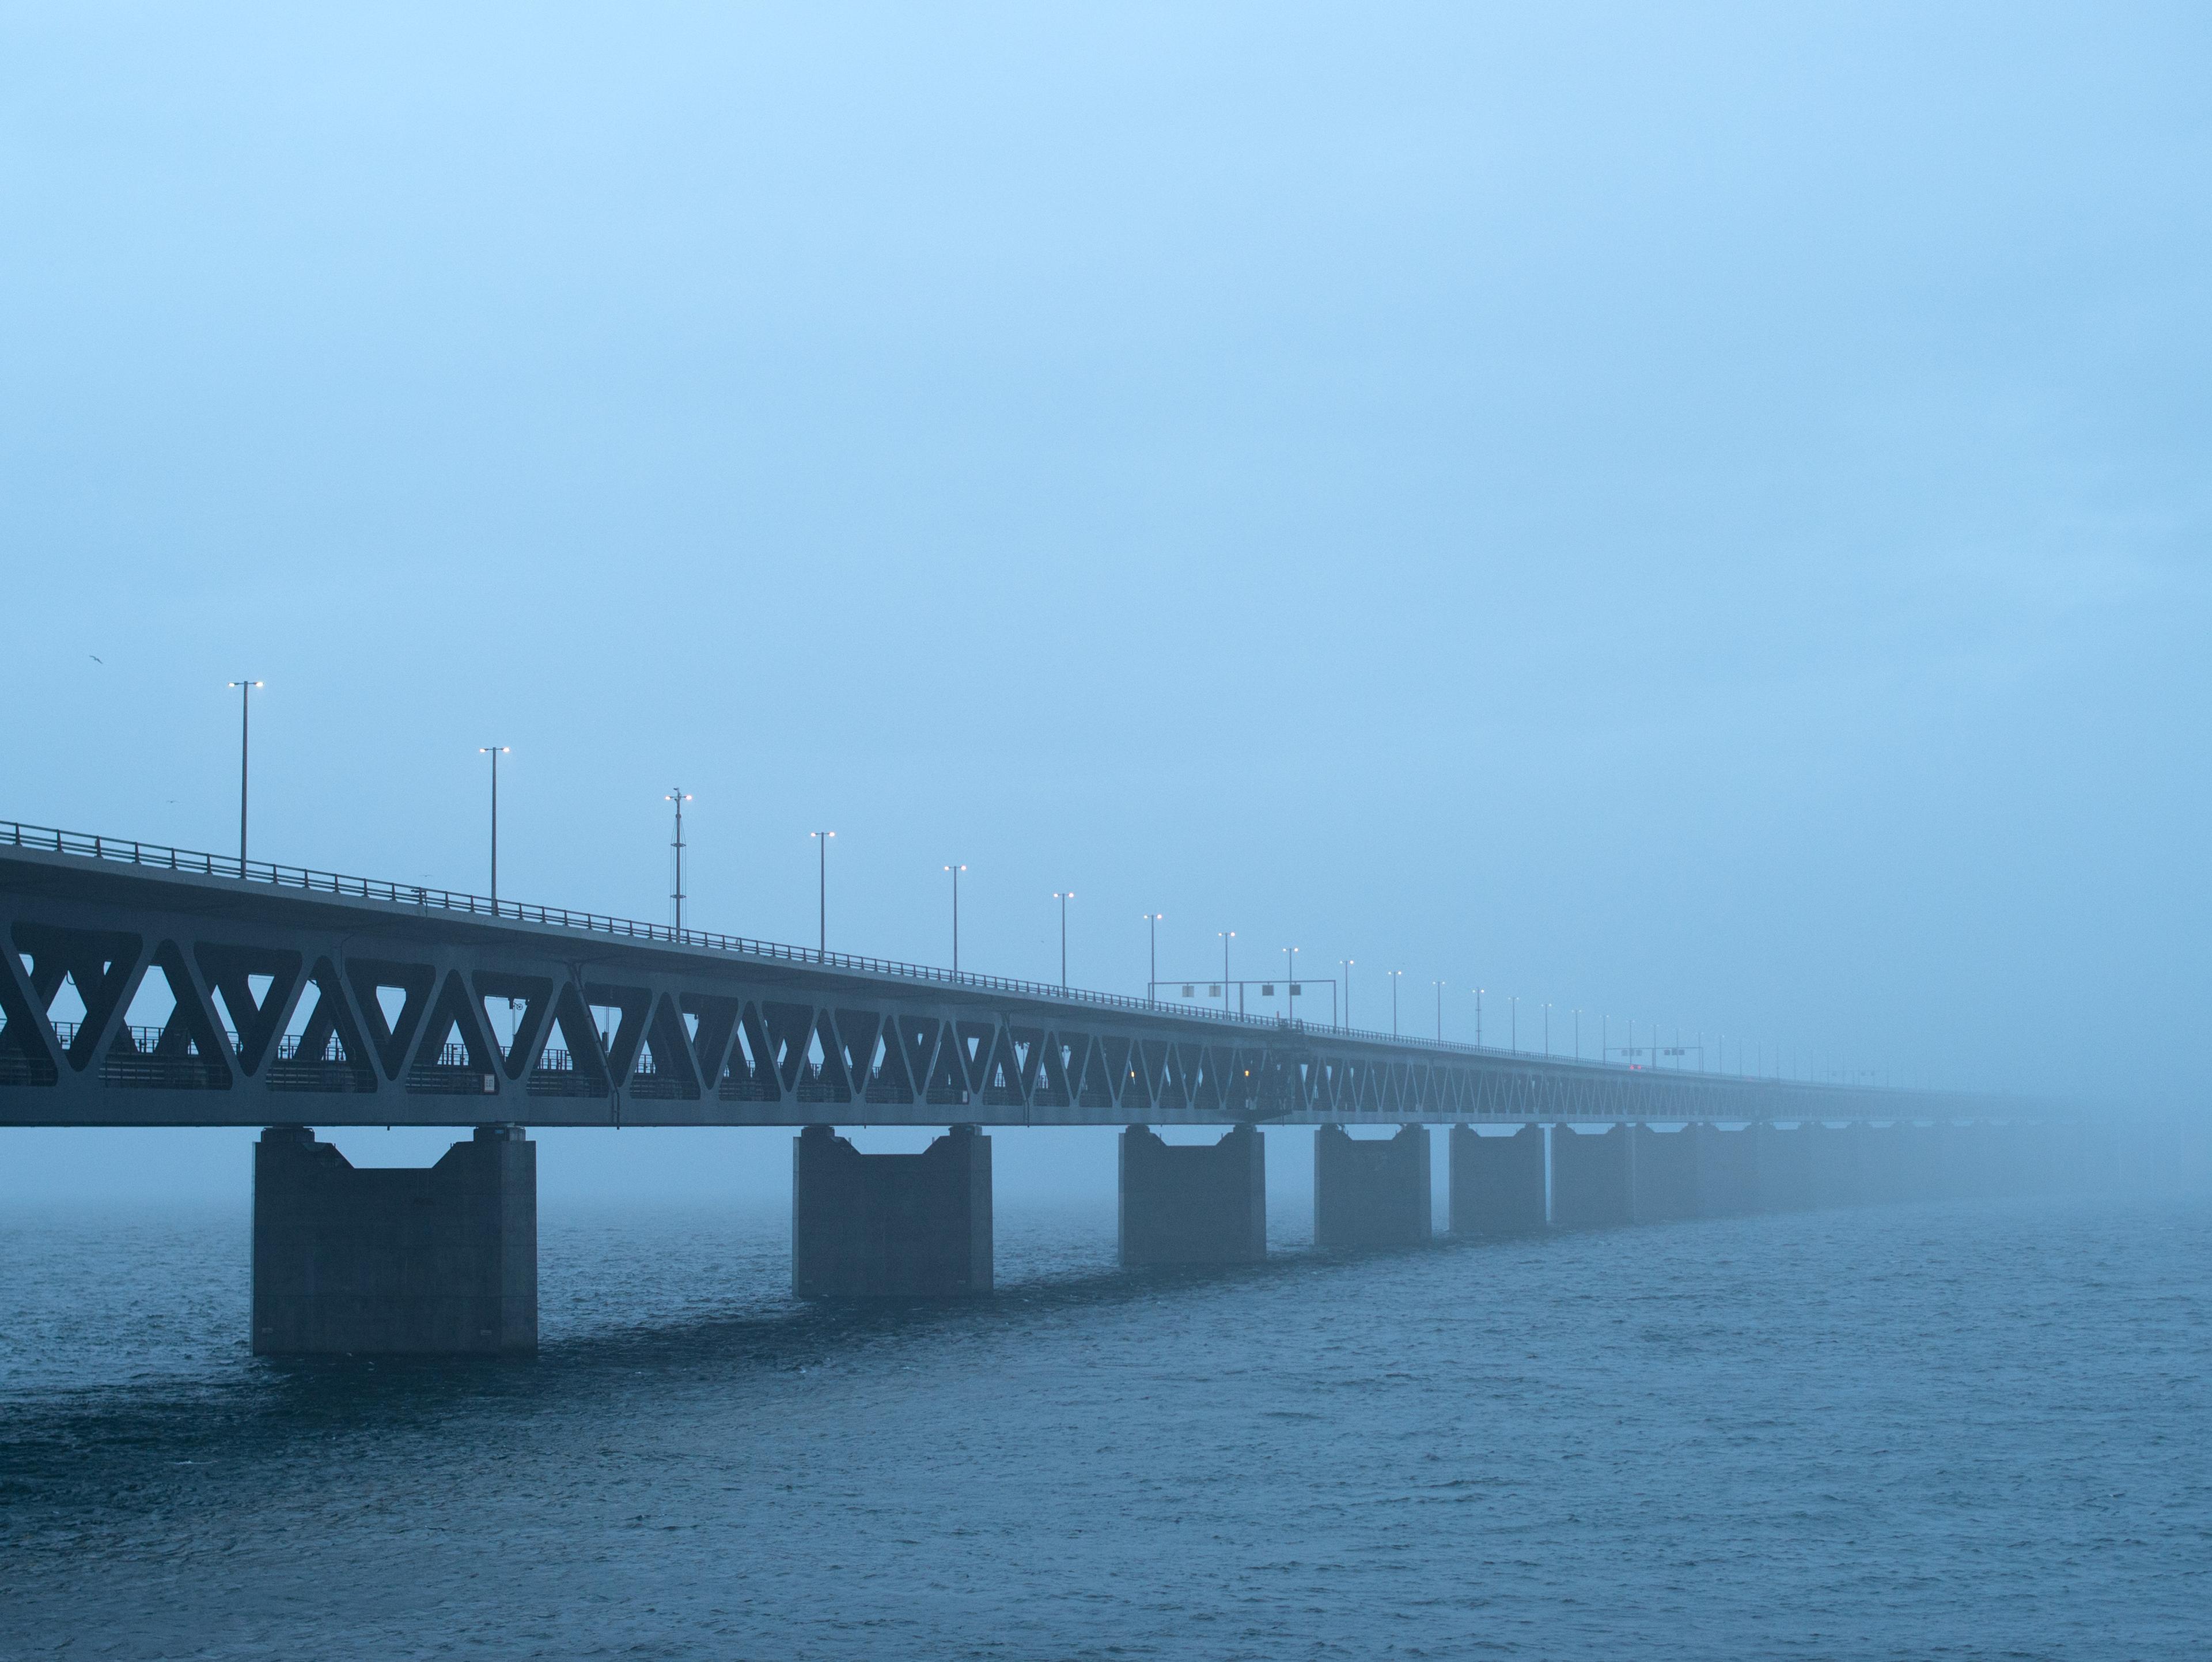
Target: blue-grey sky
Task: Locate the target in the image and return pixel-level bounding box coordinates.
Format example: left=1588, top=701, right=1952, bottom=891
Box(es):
left=3, top=4, right=2207, bottom=1194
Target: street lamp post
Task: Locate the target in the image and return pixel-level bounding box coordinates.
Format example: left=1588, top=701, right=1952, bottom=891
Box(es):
left=810, top=831, right=835, bottom=955
left=1283, top=947, right=1298, bottom=1023
left=1543, top=1001, right=1551, bottom=1057
left=479, top=746, right=510, bottom=904
left=1143, top=913, right=1164, bottom=1004
left=1510, top=995, right=1518, bottom=1053
left=665, top=789, right=692, bottom=932
left=944, top=864, right=966, bottom=973
left=1433, top=979, right=1445, bottom=1042
left=1476, top=987, right=1484, bottom=1048
left=1054, top=891, right=1075, bottom=989
left=1388, top=970, right=1403, bottom=1037
left=1338, top=958, right=1353, bottom=1031
left=225, top=679, right=263, bottom=867
left=1573, top=1008, right=1581, bottom=1061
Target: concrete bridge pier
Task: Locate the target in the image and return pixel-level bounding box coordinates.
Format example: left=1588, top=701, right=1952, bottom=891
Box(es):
left=1693, top=1123, right=1761, bottom=1216
left=1857, top=1121, right=1909, bottom=1205
left=1888, top=1121, right=1937, bottom=1203
left=1809, top=1122, right=1866, bottom=1208
left=1314, top=1125, right=1431, bottom=1249
left=792, top=1124, right=993, bottom=1297
left=1552, top=1123, right=1635, bottom=1227
left=252, top=1124, right=537, bottom=1355
left=1631, top=1124, right=1700, bottom=1221
left=1448, top=1124, right=1547, bottom=1235
left=1899, top=1121, right=1940, bottom=1201
left=1754, top=1122, right=1816, bottom=1211
left=1119, top=1124, right=1267, bottom=1266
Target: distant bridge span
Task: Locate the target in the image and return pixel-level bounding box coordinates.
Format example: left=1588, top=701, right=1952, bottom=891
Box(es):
left=5, top=819, right=2106, bottom=1358
left=1, top=819, right=1997, bottom=1130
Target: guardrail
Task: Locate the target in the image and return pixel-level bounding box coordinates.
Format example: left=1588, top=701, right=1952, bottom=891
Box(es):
left=2, top=816, right=1881, bottom=1091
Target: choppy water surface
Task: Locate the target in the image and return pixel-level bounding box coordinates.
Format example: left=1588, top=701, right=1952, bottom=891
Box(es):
left=2, top=1192, right=2206, bottom=1659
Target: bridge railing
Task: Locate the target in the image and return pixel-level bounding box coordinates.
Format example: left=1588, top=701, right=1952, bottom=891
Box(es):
left=1, top=817, right=1884, bottom=1093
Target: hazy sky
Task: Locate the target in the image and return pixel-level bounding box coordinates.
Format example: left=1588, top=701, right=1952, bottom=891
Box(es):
left=4, top=4, right=2207, bottom=1196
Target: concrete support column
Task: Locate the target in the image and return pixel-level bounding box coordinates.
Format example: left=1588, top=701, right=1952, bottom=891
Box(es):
left=252, top=1124, right=537, bottom=1356
left=1630, top=1124, right=1700, bottom=1222
left=1693, top=1123, right=1761, bottom=1217
left=1869, top=1122, right=1918, bottom=1204
left=1448, top=1124, right=1547, bottom=1236
left=1755, top=1123, right=1816, bottom=1212
left=1809, top=1122, right=1866, bottom=1208
left=1314, top=1125, right=1431, bottom=1249
left=1892, top=1122, right=1938, bottom=1203
left=1552, top=1123, right=1635, bottom=1228
left=792, top=1124, right=993, bottom=1297
left=1119, top=1124, right=1266, bottom=1266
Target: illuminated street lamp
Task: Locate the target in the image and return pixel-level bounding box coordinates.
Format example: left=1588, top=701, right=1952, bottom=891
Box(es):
left=945, top=864, right=967, bottom=973
left=666, top=789, right=692, bottom=932
left=810, top=831, right=835, bottom=955
left=479, top=746, right=510, bottom=904
left=225, top=678, right=263, bottom=868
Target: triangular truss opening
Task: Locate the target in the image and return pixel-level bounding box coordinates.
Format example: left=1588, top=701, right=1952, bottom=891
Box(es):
left=195, top=944, right=302, bottom=1076
left=104, top=941, right=232, bottom=1091
left=12, top=923, right=143, bottom=1072
left=718, top=1003, right=780, bottom=1102
left=1154, top=1042, right=1192, bottom=1111
left=923, top=1018, right=971, bottom=1107
left=761, top=1002, right=816, bottom=1094
left=472, top=972, right=552, bottom=1082
left=855, top=1010, right=915, bottom=1106
left=405, top=972, right=500, bottom=1097
left=0, top=946, right=58, bottom=1087
left=528, top=983, right=612, bottom=1099
left=344, top=959, right=435, bottom=1080
left=630, top=995, right=702, bottom=1101
left=582, top=983, right=652, bottom=1082
left=1031, top=1031, right=1076, bottom=1109
left=679, top=993, right=742, bottom=1088
left=269, top=958, right=378, bottom=1094
left=898, top=1017, right=941, bottom=1096
left=1089, top=1035, right=1130, bottom=1110
left=796, top=1008, right=850, bottom=1105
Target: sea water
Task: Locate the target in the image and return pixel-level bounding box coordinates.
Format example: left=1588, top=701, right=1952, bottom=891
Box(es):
left=2, top=1190, right=2205, bottom=1659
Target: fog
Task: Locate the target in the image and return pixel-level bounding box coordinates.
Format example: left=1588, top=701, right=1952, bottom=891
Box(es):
left=4, top=3, right=2206, bottom=1203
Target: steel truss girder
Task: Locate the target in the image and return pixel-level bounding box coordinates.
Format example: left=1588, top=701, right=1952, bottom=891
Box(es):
left=0, top=854, right=2008, bottom=1128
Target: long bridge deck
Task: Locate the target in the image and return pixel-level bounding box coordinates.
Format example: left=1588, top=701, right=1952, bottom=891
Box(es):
left=1, top=819, right=2002, bottom=1129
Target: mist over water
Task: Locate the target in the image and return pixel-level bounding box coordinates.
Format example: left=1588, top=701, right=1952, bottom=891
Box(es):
left=5, top=3, right=2210, bottom=1656
left=5, top=1188, right=2206, bottom=1659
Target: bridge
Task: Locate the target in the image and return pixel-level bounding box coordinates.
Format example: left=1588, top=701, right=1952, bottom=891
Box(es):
left=2, top=818, right=2083, bottom=1358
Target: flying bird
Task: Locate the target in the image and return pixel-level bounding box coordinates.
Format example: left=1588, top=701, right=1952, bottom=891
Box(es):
left=89, top=654, right=103, bottom=663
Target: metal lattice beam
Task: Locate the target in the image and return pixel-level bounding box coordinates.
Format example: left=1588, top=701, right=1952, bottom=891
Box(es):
left=0, top=825, right=2028, bottom=1129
